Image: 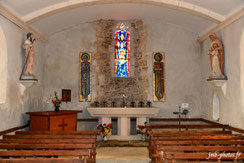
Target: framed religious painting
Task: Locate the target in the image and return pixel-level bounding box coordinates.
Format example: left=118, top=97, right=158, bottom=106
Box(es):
left=153, top=52, right=165, bottom=102
left=79, top=52, right=91, bottom=102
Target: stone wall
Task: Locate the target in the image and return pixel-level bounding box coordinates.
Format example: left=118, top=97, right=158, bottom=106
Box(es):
left=93, top=20, right=148, bottom=107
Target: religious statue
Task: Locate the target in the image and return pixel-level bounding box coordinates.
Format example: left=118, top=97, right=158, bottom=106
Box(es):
left=153, top=52, right=165, bottom=102
left=23, top=32, right=36, bottom=77
left=208, top=33, right=226, bottom=79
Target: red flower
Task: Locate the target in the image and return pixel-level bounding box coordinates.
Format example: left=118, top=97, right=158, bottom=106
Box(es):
left=60, top=98, right=62, bottom=101
left=108, top=124, right=112, bottom=128
left=65, top=101, right=68, bottom=104
left=103, top=123, right=106, bottom=126
left=97, top=126, right=100, bottom=130
left=52, top=100, right=56, bottom=104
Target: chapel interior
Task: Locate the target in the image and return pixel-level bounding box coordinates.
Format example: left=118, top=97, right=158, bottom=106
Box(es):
left=1, top=0, right=244, bottom=162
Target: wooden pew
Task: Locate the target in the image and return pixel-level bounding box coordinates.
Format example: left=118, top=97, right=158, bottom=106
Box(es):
left=3, top=135, right=97, bottom=139
left=150, top=139, right=244, bottom=162
left=153, top=140, right=244, bottom=146
left=0, top=131, right=99, bottom=162
left=148, top=130, right=232, bottom=136
left=15, top=131, right=99, bottom=135
left=147, top=124, right=229, bottom=131
left=0, top=138, right=95, bottom=144
left=0, top=150, right=90, bottom=163
left=154, top=148, right=244, bottom=163
left=147, top=130, right=234, bottom=158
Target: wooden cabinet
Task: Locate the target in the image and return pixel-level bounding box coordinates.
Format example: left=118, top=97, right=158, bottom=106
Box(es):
left=26, top=110, right=82, bottom=131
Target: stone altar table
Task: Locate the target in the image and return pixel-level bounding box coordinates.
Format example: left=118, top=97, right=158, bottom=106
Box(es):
left=87, top=107, right=160, bottom=140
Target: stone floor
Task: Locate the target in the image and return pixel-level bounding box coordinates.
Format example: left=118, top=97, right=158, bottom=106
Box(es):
left=96, top=147, right=150, bottom=163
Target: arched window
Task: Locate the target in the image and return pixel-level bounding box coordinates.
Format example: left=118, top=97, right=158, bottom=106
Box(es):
left=0, top=26, right=7, bottom=104
left=114, top=23, right=130, bottom=77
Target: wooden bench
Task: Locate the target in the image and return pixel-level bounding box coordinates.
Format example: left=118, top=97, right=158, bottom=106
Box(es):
left=153, top=140, right=244, bottom=146
left=0, top=131, right=99, bottom=163
left=147, top=124, right=229, bottom=131
left=3, top=134, right=97, bottom=139
left=147, top=130, right=234, bottom=158
left=15, top=131, right=99, bottom=135
left=151, top=139, right=244, bottom=162
left=0, top=150, right=90, bottom=163
left=148, top=130, right=232, bottom=136
left=153, top=147, right=244, bottom=162
left=0, top=138, right=95, bottom=144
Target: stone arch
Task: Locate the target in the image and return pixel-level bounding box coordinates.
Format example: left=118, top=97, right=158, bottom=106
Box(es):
left=213, top=91, right=220, bottom=121
left=0, top=25, right=7, bottom=104
left=23, top=0, right=223, bottom=24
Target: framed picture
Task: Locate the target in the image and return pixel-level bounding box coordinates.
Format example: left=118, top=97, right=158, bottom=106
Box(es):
left=153, top=52, right=165, bottom=102
left=62, top=89, right=71, bottom=102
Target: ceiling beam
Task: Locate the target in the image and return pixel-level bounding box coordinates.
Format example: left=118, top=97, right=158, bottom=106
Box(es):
left=22, top=0, right=224, bottom=25
left=198, top=8, right=244, bottom=43
left=0, top=4, right=47, bottom=42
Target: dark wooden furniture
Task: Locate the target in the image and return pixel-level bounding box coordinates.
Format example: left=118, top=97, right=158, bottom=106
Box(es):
left=26, top=110, right=82, bottom=131
left=0, top=131, right=98, bottom=163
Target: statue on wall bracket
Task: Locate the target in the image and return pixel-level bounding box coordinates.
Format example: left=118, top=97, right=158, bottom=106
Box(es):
left=20, top=32, right=37, bottom=81
left=153, top=52, right=165, bottom=102
left=79, top=52, right=91, bottom=102
left=208, top=33, right=227, bottom=80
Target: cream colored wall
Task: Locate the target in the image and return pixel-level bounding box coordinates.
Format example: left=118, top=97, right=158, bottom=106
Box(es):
left=201, top=17, right=244, bottom=129
left=0, top=25, right=7, bottom=104
left=0, top=15, right=45, bottom=131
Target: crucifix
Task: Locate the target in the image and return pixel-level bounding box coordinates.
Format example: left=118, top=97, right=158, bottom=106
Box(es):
left=58, top=118, right=68, bottom=130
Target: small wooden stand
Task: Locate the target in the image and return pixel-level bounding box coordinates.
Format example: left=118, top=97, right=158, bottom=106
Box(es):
left=26, top=110, right=82, bottom=131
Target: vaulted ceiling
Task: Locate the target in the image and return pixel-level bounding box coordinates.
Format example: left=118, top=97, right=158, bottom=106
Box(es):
left=1, top=0, right=244, bottom=39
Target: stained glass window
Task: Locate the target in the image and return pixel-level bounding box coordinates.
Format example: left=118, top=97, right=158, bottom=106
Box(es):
left=114, top=23, right=130, bottom=77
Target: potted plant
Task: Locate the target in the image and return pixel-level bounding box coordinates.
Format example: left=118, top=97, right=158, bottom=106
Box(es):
left=137, top=122, right=149, bottom=140
left=97, top=123, right=112, bottom=141
left=51, top=91, right=67, bottom=112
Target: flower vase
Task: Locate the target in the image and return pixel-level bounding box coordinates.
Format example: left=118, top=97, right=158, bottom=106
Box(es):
left=55, top=106, right=60, bottom=112
left=103, top=136, right=107, bottom=141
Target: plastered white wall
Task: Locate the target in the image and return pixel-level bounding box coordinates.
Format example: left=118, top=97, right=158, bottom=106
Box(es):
left=201, top=17, right=244, bottom=129
left=0, top=15, right=45, bottom=131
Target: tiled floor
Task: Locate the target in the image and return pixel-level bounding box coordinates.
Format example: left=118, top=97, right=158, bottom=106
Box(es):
left=96, top=147, right=150, bottom=163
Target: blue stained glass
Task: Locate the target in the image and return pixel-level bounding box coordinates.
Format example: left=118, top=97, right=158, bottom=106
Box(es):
left=115, top=23, right=130, bottom=77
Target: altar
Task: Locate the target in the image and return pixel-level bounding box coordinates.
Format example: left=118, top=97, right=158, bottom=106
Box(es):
left=87, top=107, right=160, bottom=140
left=26, top=110, right=82, bottom=131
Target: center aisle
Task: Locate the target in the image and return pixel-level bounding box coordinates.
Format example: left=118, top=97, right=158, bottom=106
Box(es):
left=96, top=147, right=150, bottom=163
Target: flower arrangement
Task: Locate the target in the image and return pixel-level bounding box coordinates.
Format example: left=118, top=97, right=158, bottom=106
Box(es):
left=137, top=122, right=149, bottom=137
left=97, top=123, right=112, bottom=138
left=51, top=91, right=67, bottom=112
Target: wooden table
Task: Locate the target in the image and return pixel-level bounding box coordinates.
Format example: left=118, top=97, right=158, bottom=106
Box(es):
left=26, top=110, right=82, bottom=131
